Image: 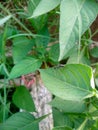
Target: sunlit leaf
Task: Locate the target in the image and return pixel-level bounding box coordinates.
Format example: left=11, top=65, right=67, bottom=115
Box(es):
left=29, top=0, right=61, bottom=18
left=0, top=15, right=11, bottom=26
left=59, top=0, right=98, bottom=60
left=40, top=64, right=94, bottom=101
left=9, top=57, right=42, bottom=79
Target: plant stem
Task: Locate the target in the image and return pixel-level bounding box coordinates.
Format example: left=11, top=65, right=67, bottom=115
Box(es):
left=2, top=23, right=8, bottom=64
left=3, top=78, right=7, bottom=122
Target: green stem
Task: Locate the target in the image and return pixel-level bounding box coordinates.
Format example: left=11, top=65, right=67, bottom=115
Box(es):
left=2, top=24, right=8, bottom=63
left=91, top=62, right=98, bottom=66
left=91, top=29, right=98, bottom=38
left=3, top=78, right=7, bottom=122
left=44, top=61, right=48, bottom=69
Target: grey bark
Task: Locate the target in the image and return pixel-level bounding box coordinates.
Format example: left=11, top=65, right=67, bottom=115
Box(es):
left=22, top=73, right=53, bottom=130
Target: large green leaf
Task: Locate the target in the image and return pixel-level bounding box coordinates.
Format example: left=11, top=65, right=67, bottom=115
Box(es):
left=50, top=97, right=86, bottom=113
left=12, top=86, right=35, bottom=112
left=59, top=0, right=98, bottom=60
left=0, top=112, right=41, bottom=130
left=29, top=0, right=61, bottom=18
left=12, top=36, right=34, bottom=64
left=40, top=64, right=94, bottom=101
left=9, top=57, right=42, bottom=79
left=0, top=15, right=11, bottom=26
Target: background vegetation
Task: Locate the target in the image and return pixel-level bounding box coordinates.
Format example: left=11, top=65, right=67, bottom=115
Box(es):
left=0, top=0, right=98, bottom=130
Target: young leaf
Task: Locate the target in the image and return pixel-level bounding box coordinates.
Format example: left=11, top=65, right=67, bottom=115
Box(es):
left=59, top=0, right=98, bottom=60
left=0, top=15, right=11, bottom=26
left=40, top=64, right=94, bottom=101
left=29, top=0, right=61, bottom=18
left=0, top=112, right=39, bottom=130
left=12, top=86, right=35, bottom=112
left=9, top=57, right=42, bottom=79
left=12, top=36, right=34, bottom=64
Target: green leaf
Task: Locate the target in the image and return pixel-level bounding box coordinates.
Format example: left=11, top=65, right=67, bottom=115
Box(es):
left=0, top=15, right=11, bottom=26
left=12, top=36, right=34, bottom=64
left=90, top=47, right=98, bottom=58
left=9, top=57, right=42, bottom=79
left=29, top=0, right=61, bottom=18
left=40, top=64, right=94, bottom=101
left=0, top=64, right=9, bottom=77
left=49, top=44, right=59, bottom=62
left=50, top=97, right=86, bottom=113
left=35, top=25, right=50, bottom=48
left=12, top=86, right=35, bottom=112
left=59, top=0, right=98, bottom=60
left=52, top=126, right=72, bottom=130
left=67, top=49, right=91, bottom=65
left=6, top=27, right=18, bottom=38
left=27, top=0, right=40, bottom=16
left=52, top=108, right=72, bottom=127
left=0, top=112, right=40, bottom=130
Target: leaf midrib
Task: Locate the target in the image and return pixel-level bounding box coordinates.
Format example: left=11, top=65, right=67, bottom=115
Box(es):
left=61, top=0, right=86, bottom=50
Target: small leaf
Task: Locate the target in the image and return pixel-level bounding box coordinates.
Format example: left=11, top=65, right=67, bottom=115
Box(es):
left=12, top=36, right=34, bottom=63
left=29, top=0, right=61, bottom=18
left=40, top=64, right=94, bottom=101
left=9, top=57, right=42, bottom=79
left=0, top=15, right=11, bottom=26
left=0, top=112, right=39, bottom=130
left=12, top=86, right=35, bottom=112
left=49, top=44, right=59, bottom=62
left=35, top=25, right=50, bottom=48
